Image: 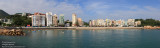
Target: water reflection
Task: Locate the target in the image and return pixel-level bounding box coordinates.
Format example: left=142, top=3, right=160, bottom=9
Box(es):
left=10, top=29, right=160, bottom=48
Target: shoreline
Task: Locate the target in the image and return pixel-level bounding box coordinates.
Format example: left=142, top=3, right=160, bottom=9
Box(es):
left=0, top=27, right=144, bottom=29
left=1, top=27, right=160, bottom=30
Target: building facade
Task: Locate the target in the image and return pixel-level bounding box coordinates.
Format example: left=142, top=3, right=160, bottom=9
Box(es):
left=32, top=15, right=46, bottom=26
left=77, top=18, right=83, bottom=27
left=72, top=13, right=77, bottom=27
left=127, top=19, right=135, bottom=27
left=91, top=20, right=97, bottom=27
left=58, top=14, right=65, bottom=26
left=32, top=12, right=46, bottom=26
left=116, top=19, right=125, bottom=27
left=89, top=20, right=92, bottom=27
left=135, top=21, right=141, bottom=27
left=46, top=12, right=53, bottom=26
left=53, top=14, right=58, bottom=27
left=0, top=18, right=12, bottom=24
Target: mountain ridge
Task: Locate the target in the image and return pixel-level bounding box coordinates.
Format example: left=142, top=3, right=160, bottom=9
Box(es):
left=0, top=9, right=9, bottom=18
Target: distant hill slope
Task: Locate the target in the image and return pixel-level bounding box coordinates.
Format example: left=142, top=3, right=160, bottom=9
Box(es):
left=0, top=9, right=9, bottom=18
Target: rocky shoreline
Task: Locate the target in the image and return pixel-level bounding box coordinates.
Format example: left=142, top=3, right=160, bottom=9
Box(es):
left=0, top=29, right=26, bottom=36
left=1, top=27, right=160, bottom=29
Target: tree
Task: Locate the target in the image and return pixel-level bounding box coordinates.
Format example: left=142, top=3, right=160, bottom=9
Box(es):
left=11, top=15, right=31, bottom=26
left=135, top=19, right=160, bottom=26
left=83, top=21, right=89, bottom=26
left=0, top=21, right=2, bottom=25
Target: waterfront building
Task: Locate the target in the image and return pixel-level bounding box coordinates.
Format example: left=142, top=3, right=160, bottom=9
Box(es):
left=116, top=20, right=122, bottom=27
left=116, top=19, right=125, bottom=27
left=46, top=12, right=53, bottom=26
left=72, top=13, right=77, bottom=27
left=65, top=20, right=72, bottom=27
left=124, top=21, right=128, bottom=27
left=58, top=14, right=65, bottom=26
left=89, top=20, right=92, bottom=27
left=77, top=18, right=83, bottom=27
left=32, top=15, right=46, bottom=26
left=91, top=20, right=96, bottom=27
left=65, top=23, right=70, bottom=27
left=105, top=19, right=108, bottom=27
left=127, top=19, right=135, bottom=27
left=121, top=20, right=125, bottom=26
left=112, top=20, right=117, bottom=27
left=96, top=19, right=100, bottom=26
left=107, top=19, right=112, bottom=27
left=96, top=19, right=106, bottom=27
left=0, top=18, right=12, bottom=24
left=32, top=12, right=46, bottom=26
left=53, top=14, right=58, bottom=27
left=135, top=21, right=141, bottom=27
left=90, top=20, right=96, bottom=27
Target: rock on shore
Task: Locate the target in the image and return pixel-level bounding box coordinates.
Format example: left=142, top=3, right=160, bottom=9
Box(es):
left=0, top=29, right=26, bottom=36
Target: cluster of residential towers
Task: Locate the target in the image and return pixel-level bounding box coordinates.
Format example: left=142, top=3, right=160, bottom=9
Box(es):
left=89, top=19, right=141, bottom=27
left=30, top=12, right=141, bottom=27
left=31, top=12, right=83, bottom=27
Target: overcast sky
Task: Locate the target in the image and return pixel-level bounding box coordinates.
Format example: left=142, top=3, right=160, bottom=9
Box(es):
left=0, top=0, right=160, bottom=21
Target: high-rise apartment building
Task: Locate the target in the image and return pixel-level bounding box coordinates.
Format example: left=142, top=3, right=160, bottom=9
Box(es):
left=77, top=18, right=83, bottom=27
left=72, top=13, right=77, bottom=27
left=89, top=20, right=92, bottom=27
left=46, top=12, right=53, bottom=26
left=58, top=14, right=65, bottom=26
left=92, top=20, right=96, bottom=27
left=53, top=14, right=58, bottom=27
left=32, top=13, right=46, bottom=26
left=32, top=15, right=45, bottom=26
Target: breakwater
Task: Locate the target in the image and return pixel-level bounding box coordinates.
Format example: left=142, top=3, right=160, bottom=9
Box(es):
left=0, top=29, right=26, bottom=36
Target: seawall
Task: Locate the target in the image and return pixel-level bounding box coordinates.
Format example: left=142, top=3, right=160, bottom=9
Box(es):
left=21, top=27, right=144, bottom=29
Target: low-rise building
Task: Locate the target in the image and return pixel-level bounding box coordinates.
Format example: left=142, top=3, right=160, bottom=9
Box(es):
left=128, top=19, right=135, bottom=27
left=0, top=18, right=12, bottom=24
left=135, top=21, right=141, bottom=27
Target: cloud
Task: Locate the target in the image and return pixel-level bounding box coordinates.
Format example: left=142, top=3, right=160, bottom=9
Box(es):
left=0, top=0, right=160, bottom=21
left=0, top=0, right=84, bottom=20
left=83, top=1, right=160, bottom=20
left=84, top=2, right=110, bottom=19
left=108, top=6, right=160, bottom=20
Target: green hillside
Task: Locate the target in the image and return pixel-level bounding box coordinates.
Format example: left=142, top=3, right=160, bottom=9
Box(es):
left=0, top=9, right=9, bottom=18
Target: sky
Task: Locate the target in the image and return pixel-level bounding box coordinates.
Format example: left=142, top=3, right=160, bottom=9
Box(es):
left=0, top=0, right=160, bottom=21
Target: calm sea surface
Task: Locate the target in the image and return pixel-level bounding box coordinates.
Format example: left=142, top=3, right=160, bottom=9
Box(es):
left=0, top=29, right=160, bottom=48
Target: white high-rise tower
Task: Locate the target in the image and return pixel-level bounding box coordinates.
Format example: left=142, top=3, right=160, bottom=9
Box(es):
left=72, top=13, right=77, bottom=27
left=46, top=12, right=53, bottom=26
